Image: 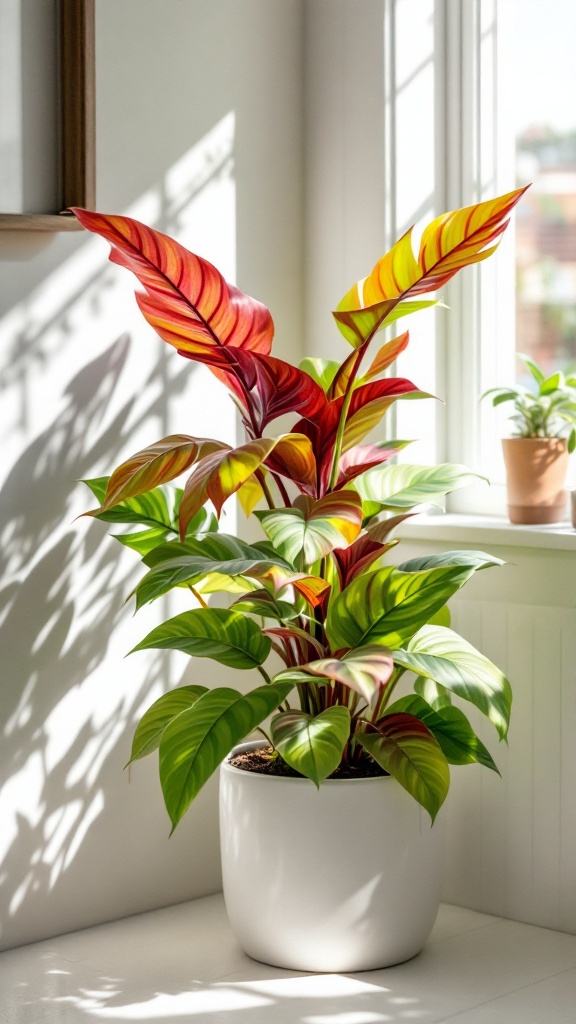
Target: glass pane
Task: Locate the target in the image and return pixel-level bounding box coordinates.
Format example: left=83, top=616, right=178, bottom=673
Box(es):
left=512, top=0, right=576, bottom=385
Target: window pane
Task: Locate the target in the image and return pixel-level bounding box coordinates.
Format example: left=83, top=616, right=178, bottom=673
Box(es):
left=512, top=0, right=576, bottom=382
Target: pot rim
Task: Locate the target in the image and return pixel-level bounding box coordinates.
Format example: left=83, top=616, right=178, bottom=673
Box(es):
left=501, top=435, right=568, bottom=446
left=221, top=739, right=394, bottom=786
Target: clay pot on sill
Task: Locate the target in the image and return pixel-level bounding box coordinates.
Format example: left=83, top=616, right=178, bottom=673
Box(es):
left=501, top=437, right=569, bottom=525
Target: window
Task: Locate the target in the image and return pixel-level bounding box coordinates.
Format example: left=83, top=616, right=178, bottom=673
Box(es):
left=388, top=0, right=576, bottom=515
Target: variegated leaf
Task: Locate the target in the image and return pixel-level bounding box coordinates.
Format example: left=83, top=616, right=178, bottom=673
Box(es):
left=256, top=491, right=363, bottom=566
left=357, top=713, right=450, bottom=821
left=271, top=707, right=351, bottom=786
left=178, top=438, right=280, bottom=537
left=392, top=625, right=512, bottom=739
left=325, top=564, right=475, bottom=651
left=300, top=645, right=394, bottom=705
left=160, top=682, right=293, bottom=829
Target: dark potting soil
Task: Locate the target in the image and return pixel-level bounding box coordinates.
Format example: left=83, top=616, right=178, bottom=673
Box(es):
left=228, top=745, right=389, bottom=780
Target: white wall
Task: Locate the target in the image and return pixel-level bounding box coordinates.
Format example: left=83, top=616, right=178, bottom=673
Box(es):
left=0, top=0, right=304, bottom=951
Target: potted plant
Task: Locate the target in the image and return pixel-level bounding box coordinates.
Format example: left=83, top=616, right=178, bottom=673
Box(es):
left=482, top=352, right=576, bottom=524
left=74, top=187, right=523, bottom=972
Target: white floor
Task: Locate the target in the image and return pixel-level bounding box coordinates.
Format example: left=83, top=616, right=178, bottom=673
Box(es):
left=2, top=894, right=576, bottom=1023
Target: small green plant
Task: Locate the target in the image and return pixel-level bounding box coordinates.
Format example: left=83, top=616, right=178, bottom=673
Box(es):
left=483, top=353, right=576, bottom=452
left=74, top=187, right=524, bottom=831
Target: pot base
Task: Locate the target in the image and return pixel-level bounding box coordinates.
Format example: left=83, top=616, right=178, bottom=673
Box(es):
left=507, top=499, right=567, bottom=525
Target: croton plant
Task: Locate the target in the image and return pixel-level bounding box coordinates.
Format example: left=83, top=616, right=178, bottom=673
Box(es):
left=75, top=187, right=524, bottom=829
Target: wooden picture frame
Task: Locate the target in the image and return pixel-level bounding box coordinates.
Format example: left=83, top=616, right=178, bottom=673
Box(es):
left=0, top=0, right=95, bottom=232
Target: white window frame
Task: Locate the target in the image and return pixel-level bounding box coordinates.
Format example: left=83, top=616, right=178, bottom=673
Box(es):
left=387, top=0, right=518, bottom=515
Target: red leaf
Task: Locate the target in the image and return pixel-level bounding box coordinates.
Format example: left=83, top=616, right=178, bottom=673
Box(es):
left=336, top=443, right=400, bottom=488
left=332, top=513, right=415, bottom=587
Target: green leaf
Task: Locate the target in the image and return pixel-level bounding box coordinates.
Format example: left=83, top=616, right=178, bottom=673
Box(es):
left=333, top=297, right=439, bottom=348
left=134, top=552, right=291, bottom=608
left=271, top=707, right=351, bottom=786
left=414, top=676, right=452, bottom=710
left=299, top=357, right=340, bottom=393
left=325, top=565, right=475, bottom=651
left=131, top=608, right=272, bottom=669
left=128, top=685, right=208, bottom=764
left=134, top=533, right=293, bottom=607
left=391, top=625, right=512, bottom=738
left=231, top=591, right=300, bottom=621
left=114, top=525, right=171, bottom=556
left=354, top=463, right=485, bottom=511
left=397, top=550, right=505, bottom=573
left=298, top=646, right=394, bottom=705
left=160, top=682, right=293, bottom=829
left=518, top=352, right=545, bottom=386
left=386, top=694, right=499, bottom=772
left=357, top=713, right=449, bottom=822
left=86, top=483, right=172, bottom=528
left=82, top=476, right=109, bottom=503
left=256, top=492, right=362, bottom=566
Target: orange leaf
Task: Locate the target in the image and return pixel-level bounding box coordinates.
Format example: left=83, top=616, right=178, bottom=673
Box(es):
left=72, top=209, right=274, bottom=370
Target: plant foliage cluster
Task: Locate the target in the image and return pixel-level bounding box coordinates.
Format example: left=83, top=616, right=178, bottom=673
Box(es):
left=483, top=352, right=576, bottom=451
left=75, top=188, right=524, bottom=829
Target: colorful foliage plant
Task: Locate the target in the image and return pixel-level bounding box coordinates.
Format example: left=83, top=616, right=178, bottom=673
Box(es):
left=76, top=186, right=525, bottom=830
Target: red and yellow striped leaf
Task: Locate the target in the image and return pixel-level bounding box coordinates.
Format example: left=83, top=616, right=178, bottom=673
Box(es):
left=265, top=433, right=318, bottom=494
left=89, top=435, right=226, bottom=512
left=361, top=331, right=410, bottom=382
left=331, top=513, right=414, bottom=588
left=178, top=438, right=279, bottom=537
left=333, top=187, right=528, bottom=346
left=336, top=442, right=401, bottom=488
left=72, top=209, right=274, bottom=366
left=341, top=378, right=427, bottom=451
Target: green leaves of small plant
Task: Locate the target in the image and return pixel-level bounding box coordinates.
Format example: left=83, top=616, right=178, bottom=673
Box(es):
left=127, top=685, right=208, bottom=763
left=131, top=607, right=271, bottom=669
left=271, top=707, right=351, bottom=786
left=357, top=713, right=450, bottom=822
left=160, top=682, right=293, bottom=829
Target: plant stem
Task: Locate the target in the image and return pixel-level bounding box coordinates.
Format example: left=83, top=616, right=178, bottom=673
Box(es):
left=187, top=584, right=208, bottom=608
left=257, top=664, right=272, bottom=683
left=255, top=469, right=276, bottom=510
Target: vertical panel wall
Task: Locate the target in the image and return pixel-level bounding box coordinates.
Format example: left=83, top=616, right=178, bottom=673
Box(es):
left=396, top=528, right=576, bottom=934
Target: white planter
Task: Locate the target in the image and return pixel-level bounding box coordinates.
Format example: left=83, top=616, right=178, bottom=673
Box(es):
left=219, top=741, right=445, bottom=973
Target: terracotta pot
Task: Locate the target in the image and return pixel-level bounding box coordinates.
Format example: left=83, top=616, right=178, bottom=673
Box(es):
left=220, top=740, right=444, bottom=972
left=501, top=437, right=569, bottom=524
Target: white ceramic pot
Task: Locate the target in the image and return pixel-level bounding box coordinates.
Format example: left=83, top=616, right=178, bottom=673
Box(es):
left=219, top=741, right=445, bottom=973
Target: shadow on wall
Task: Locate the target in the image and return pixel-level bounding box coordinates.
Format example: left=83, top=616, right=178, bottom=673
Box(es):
left=0, top=114, right=237, bottom=948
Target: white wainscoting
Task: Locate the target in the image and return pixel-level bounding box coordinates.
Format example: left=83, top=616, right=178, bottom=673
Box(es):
left=397, top=521, right=576, bottom=934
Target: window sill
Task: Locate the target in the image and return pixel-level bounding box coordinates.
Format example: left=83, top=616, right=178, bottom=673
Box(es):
left=397, top=512, right=576, bottom=551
